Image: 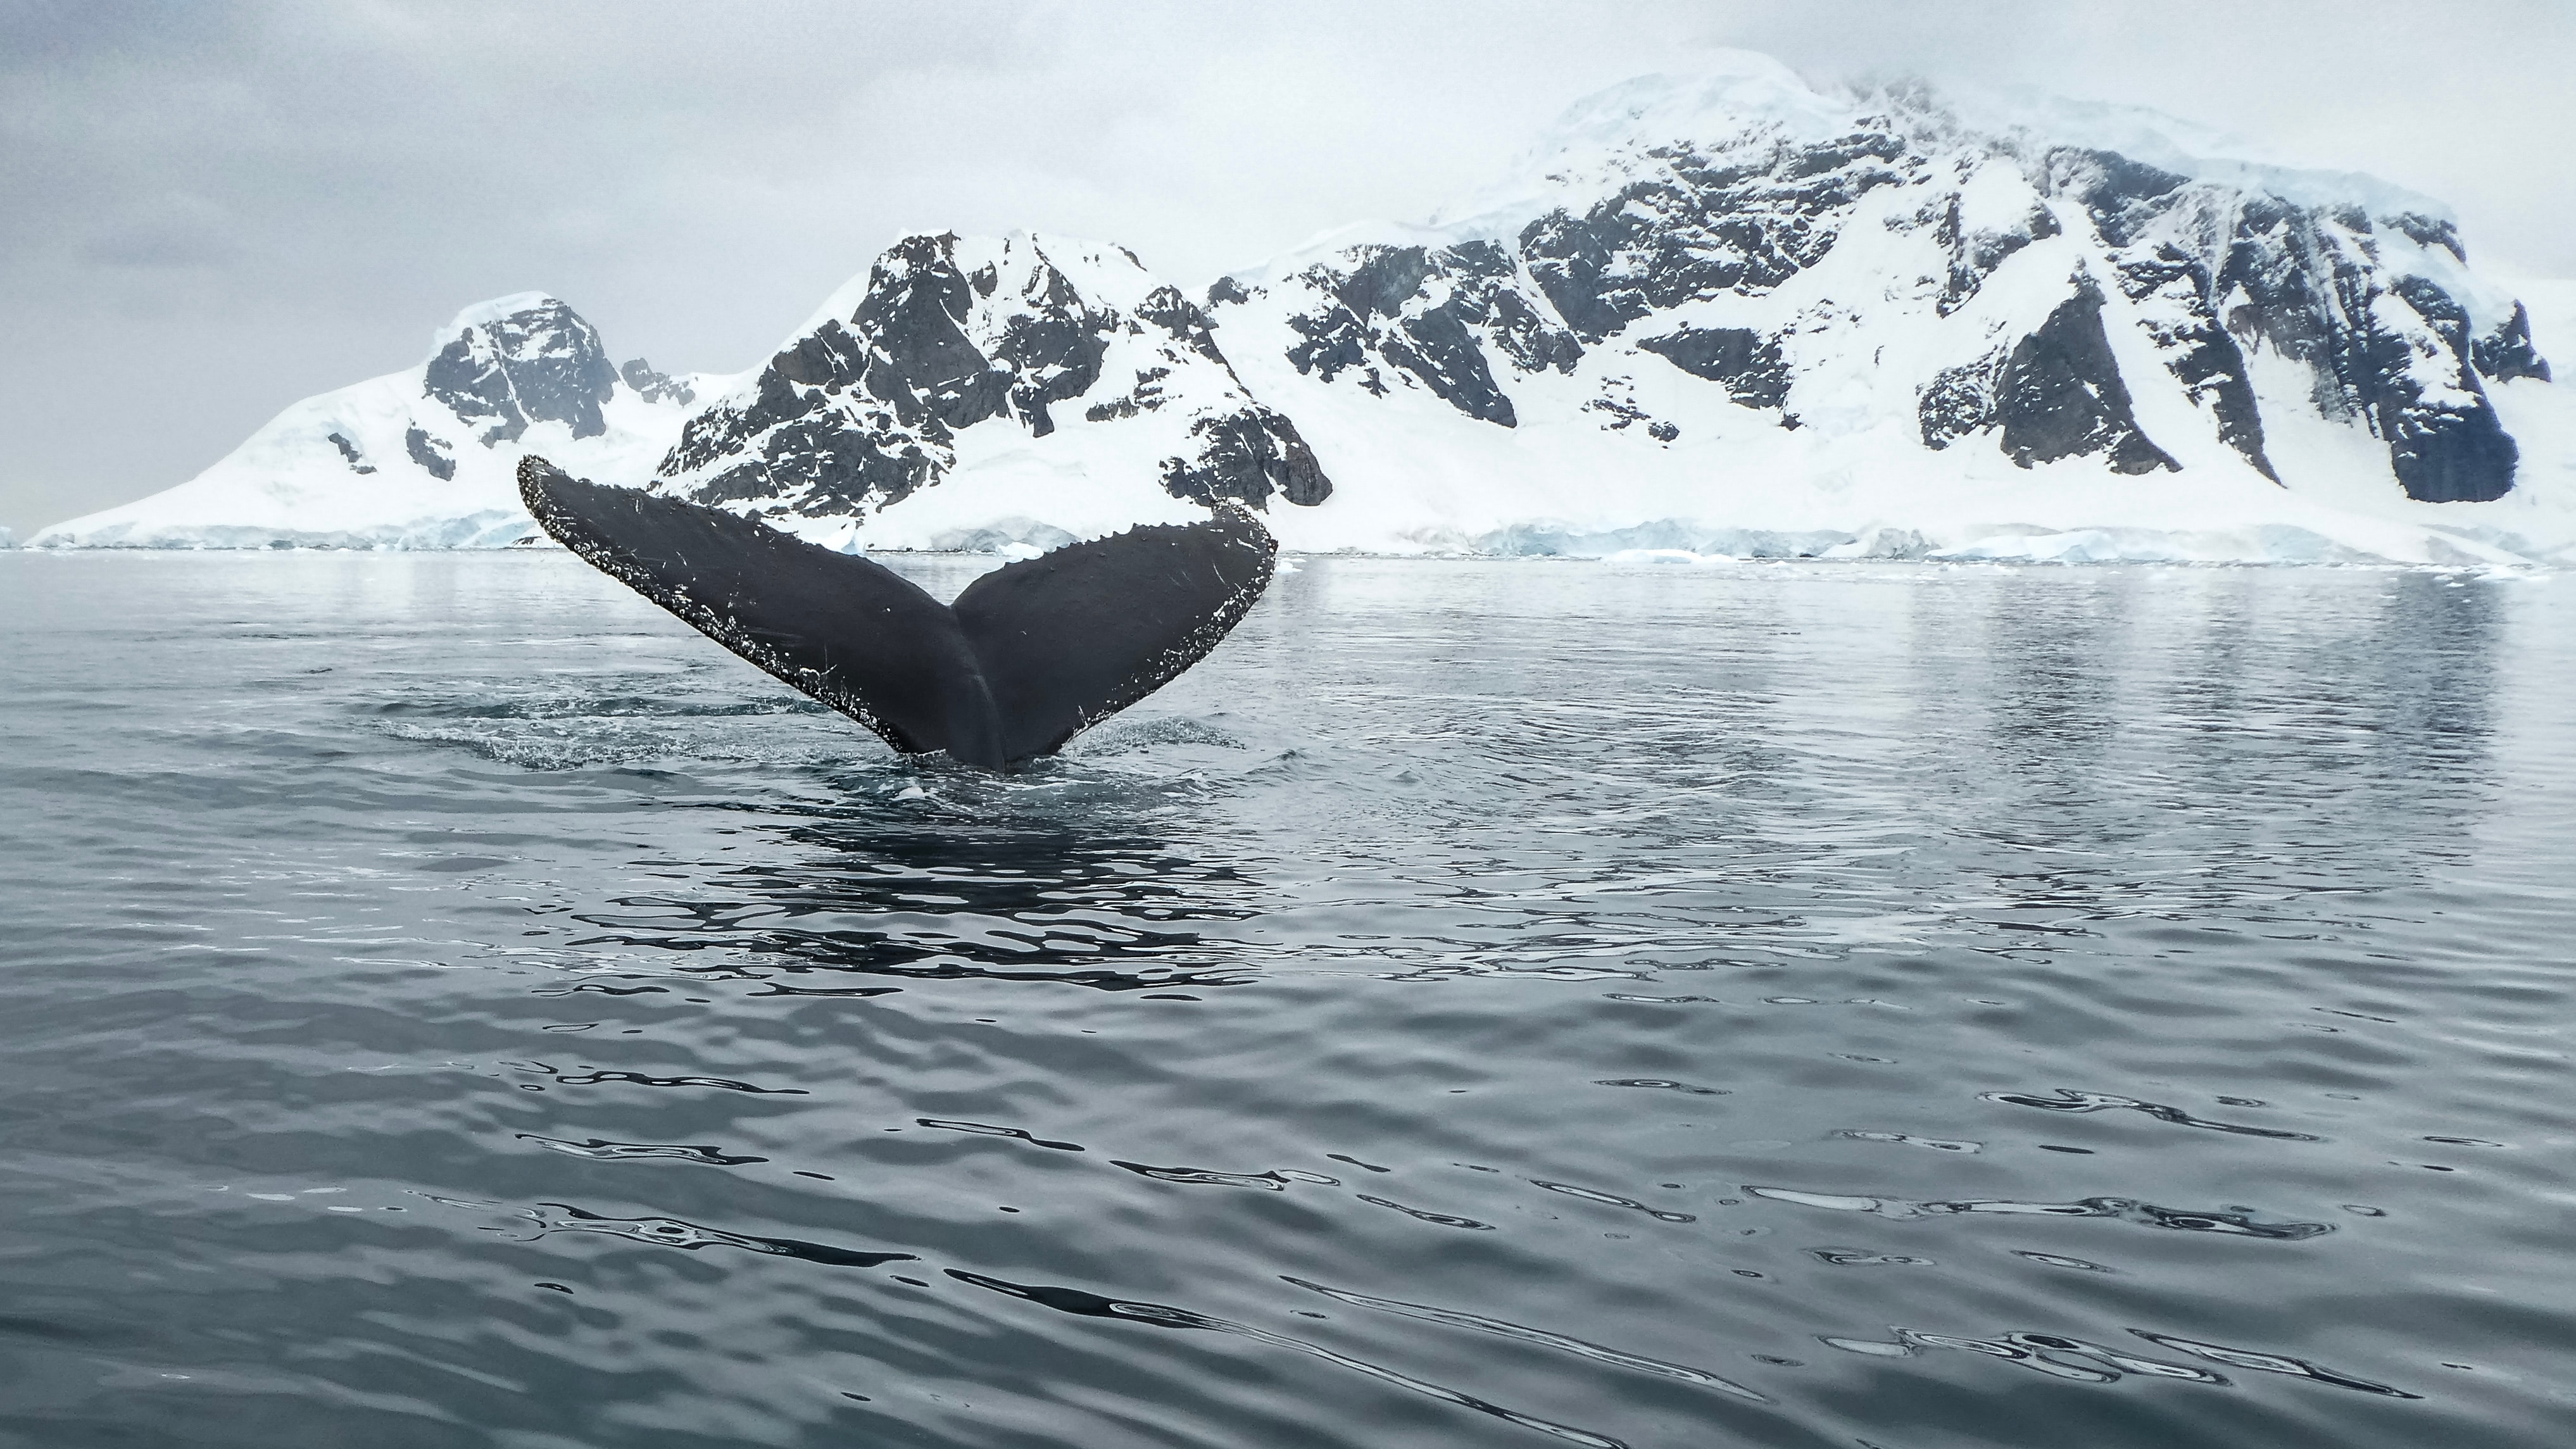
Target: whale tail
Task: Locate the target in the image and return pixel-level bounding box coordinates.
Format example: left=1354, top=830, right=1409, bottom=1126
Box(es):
left=518, top=457, right=1276, bottom=768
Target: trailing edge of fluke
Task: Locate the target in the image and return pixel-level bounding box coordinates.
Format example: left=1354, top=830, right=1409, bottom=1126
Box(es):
left=518, top=456, right=1276, bottom=768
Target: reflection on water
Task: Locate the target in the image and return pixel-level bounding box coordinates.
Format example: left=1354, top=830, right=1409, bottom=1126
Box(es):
left=1, top=552, right=2570, bottom=1449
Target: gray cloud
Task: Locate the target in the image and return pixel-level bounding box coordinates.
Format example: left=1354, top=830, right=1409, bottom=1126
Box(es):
left=6, top=0, right=2572, bottom=534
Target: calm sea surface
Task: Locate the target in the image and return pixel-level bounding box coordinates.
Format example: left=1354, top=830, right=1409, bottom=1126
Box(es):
left=3, top=552, right=2571, bottom=1449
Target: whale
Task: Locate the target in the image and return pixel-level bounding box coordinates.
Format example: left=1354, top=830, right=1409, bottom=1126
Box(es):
left=518, top=457, right=1276, bottom=769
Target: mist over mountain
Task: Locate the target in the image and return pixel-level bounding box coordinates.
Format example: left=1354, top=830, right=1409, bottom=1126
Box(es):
left=33, top=56, right=2575, bottom=565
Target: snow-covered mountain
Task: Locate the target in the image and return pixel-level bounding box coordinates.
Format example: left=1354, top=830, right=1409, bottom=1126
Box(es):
left=35, top=55, right=2576, bottom=565
left=648, top=232, right=1329, bottom=551
left=1202, top=57, right=2575, bottom=564
left=33, top=294, right=703, bottom=549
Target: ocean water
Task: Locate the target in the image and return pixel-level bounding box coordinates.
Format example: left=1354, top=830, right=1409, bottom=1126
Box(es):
left=3, top=551, right=2570, bottom=1449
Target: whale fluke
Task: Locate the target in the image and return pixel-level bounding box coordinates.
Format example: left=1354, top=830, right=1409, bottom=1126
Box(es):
left=519, top=457, right=1276, bottom=768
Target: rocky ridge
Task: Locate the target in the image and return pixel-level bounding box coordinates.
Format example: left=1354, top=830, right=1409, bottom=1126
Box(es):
left=1205, top=61, right=2548, bottom=522
left=645, top=233, right=1328, bottom=546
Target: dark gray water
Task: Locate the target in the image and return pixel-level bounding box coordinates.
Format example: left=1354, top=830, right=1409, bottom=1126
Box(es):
left=3, top=552, right=2571, bottom=1449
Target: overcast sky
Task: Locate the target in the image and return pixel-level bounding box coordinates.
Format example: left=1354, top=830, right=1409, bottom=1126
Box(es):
left=6, top=0, right=2572, bottom=536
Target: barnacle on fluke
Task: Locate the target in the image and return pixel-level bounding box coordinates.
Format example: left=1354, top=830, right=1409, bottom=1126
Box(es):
left=518, top=456, right=1274, bottom=769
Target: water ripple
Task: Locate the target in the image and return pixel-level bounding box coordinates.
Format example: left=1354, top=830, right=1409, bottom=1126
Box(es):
left=1983, top=1088, right=2327, bottom=1140
left=6, top=553, right=2563, bottom=1448
left=1113, top=1162, right=1341, bottom=1191
left=520, top=1203, right=917, bottom=1269
left=513, top=1134, right=769, bottom=1166
left=1745, top=1186, right=2333, bottom=1239
left=1355, top=1195, right=1497, bottom=1231
left=1281, top=1276, right=1766, bottom=1400
left=948, top=1270, right=1632, bottom=1448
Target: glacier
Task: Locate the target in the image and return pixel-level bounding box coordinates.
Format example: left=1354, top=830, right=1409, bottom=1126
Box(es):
left=32, top=54, right=2576, bottom=567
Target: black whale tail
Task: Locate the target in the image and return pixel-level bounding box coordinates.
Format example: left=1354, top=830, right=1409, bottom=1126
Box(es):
left=518, top=457, right=1276, bottom=769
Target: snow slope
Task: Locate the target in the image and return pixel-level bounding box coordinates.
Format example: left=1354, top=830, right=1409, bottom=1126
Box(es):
left=33, top=296, right=704, bottom=549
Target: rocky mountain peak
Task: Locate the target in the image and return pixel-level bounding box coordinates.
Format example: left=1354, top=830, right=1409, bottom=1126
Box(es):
left=423, top=294, right=620, bottom=446
left=651, top=232, right=1328, bottom=530
left=30, top=291, right=695, bottom=549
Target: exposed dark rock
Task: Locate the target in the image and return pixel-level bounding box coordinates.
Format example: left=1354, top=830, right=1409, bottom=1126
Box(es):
left=658, top=234, right=1335, bottom=520
left=772, top=320, right=869, bottom=389
left=1272, top=242, right=1572, bottom=426
left=2173, top=329, right=2276, bottom=480
left=1918, top=350, right=2003, bottom=450
left=2361, top=276, right=2517, bottom=501
left=1995, top=285, right=2177, bottom=474
left=850, top=234, right=1011, bottom=432
left=2380, top=397, right=2519, bottom=502
left=423, top=298, right=617, bottom=445
left=1161, top=411, right=1331, bottom=508
left=1335, top=246, right=1439, bottom=320
left=1647, top=420, right=1680, bottom=442
left=1482, top=287, right=1585, bottom=375
left=1286, top=304, right=1371, bottom=380
left=2391, top=275, right=2475, bottom=356
left=691, top=410, right=943, bottom=515
left=326, top=432, right=377, bottom=474
left=1521, top=129, right=1911, bottom=339
left=1205, top=275, right=1254, bottom=307
left=405, top=427, right=456, bottom=480
left=2473, top=301, right=2551, bottom=384
left=665, top=372, right=928, bottom=518
left=1080, top=365, right=1177, bottom=424
left=2215, top=203, right=2516, bottom=499
left=992, top=294, right=1110, bottom=437
left=1381, top=306, right=1517, bottom=426
left=1637, top=326, right=1790, bottom=408
left=1519, top=209, right=1632, bottom=339
left=2213, top=197, right=2351, bottom=406
left=1778, top=131, right=1910, bottom=180
left=1586, top=392, right=1651, bottom=430
left=620, top=358, right=697, bottom=406
left=1133, top=287, right=1228, bottom=367
left=2042, top=147, right=2187, bottom=248
left=658, top=236, right=996, bottom=515
left=1255, top=125, right=1938, bottom=439
left=2115, top=248, right=2278, bottom=480
left=1929, top=191, right=2059, bottom=315
left=2389, top=211, right=2466, bottom=263
left=424, top=341, right=520, bottom=444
